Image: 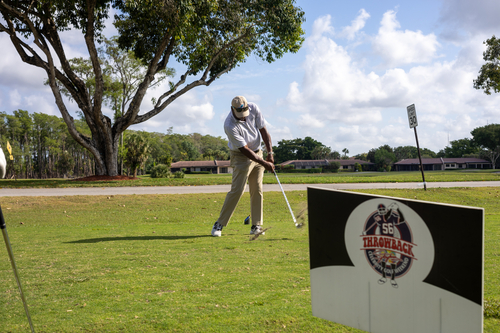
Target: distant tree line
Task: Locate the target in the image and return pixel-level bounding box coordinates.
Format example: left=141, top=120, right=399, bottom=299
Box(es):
left=271, top=124, right=500, bottom=172
left=0, top=110, right=229, bottom=179
left=1, top=109, right=498, bottom=178
left=356, top=124, right=500, bottom=171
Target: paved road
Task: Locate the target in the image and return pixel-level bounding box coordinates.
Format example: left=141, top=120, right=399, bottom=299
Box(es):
left=1, top=181, right=499, bottom=197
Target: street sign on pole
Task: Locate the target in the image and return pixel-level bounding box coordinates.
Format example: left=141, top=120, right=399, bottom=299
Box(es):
left=407, top=104, right=418, bottom=128
left=407, top=104, right=426, bottom=190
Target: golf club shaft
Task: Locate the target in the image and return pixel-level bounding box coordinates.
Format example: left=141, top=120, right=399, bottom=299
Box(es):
left=1, top=207, right=35, bottom=333
left=273, top=170, right=297, bottom=224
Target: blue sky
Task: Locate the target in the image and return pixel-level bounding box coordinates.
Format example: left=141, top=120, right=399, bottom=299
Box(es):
left=1, top=0, right=500, bottom=156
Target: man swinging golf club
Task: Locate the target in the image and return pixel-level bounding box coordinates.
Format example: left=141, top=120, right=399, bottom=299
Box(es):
left=211, top=96, right=275, bottom=237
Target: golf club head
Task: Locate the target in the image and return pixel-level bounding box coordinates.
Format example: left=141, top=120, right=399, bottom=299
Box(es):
left=295, top=222, right=306, bottom=228
left=249, top=227, right=271, bottom=241
left=294, top=204, right=308, bottom=229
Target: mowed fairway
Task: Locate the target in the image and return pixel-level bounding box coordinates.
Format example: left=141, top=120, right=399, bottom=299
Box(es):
left=1, top=188, right=499, bottom=332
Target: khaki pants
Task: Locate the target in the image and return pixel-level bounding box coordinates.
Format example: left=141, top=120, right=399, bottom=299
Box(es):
left=217, top=150, right=265, bottom=226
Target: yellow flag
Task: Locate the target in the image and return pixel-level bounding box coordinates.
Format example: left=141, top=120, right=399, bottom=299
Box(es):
left=6, top=141, right=12, bottom=155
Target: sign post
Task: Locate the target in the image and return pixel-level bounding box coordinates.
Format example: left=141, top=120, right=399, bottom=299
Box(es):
left=407, top=104, right=426, bottom=190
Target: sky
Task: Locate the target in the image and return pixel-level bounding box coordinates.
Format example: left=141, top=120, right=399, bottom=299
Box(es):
left=1, top=0, right=500, bottom=156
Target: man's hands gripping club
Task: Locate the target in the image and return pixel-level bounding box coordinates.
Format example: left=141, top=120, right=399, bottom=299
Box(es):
left=237, top=126, right=275, bottom=172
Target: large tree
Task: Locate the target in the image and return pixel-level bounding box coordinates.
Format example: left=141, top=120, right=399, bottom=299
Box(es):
left=0, top=0, right=305, bottom=175
left=474, top=35, right=500, bottom=95
left=471, top=124, right=500, bottom=168
left=394, top=145, right=418, bottom=160
left=273, top=137, right=324, bottom=164
left=437, top=138, right=479, bottom=158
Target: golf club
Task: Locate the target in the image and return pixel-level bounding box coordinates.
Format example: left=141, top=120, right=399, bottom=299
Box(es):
left=249, top=226, right=272, bottom=241
left=273, top=170, right=304, bottom=228
left=1, top=206, right=35, bottom=333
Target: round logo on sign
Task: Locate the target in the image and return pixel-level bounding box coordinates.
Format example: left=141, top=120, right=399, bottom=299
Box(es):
left=361, top=202, right=416, bottom=288
left=344, top=198, right=434, bottom=290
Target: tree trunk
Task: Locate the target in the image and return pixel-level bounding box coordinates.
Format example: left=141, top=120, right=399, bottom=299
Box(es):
left=91, top=130, right=120, bottom=176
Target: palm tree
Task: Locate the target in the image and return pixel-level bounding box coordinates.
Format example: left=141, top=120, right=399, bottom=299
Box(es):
left=342, top=148, right=350, bottom=159
left=125, top=132, right=150, bottom=177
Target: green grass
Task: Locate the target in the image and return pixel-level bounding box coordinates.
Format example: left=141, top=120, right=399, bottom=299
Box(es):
left=1, top=188, right=499, bottom=332
left=1, top=169, right=499, bottom=188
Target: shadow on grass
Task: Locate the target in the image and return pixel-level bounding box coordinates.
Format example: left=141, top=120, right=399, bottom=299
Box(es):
left=66, top=235, right=212, bottom=243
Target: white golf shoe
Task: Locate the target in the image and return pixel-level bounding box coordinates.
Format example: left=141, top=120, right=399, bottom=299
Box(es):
left=211, top=221, right=223, bottom=237
left=250, top=225, right=265, bottom=235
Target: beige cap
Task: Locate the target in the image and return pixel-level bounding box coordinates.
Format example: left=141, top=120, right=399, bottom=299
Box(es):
left=231, top=96, right=249, bottom=117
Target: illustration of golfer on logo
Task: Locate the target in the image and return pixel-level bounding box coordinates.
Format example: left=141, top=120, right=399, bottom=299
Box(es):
left=361, top=202, right=417, bottom=289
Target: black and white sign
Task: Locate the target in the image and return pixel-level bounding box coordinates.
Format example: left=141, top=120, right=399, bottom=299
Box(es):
left=308, top=187, right=483, bottom=333
left=407, top=104, right=418, bottom=128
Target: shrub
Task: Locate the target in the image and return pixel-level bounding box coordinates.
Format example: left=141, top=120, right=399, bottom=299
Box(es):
left=150, top=164, right=172, bottom=178
left=278, top=164, right=295, bottom=172
left=324, top=161, right=341, bottom=173
left=174, top=171, right=185, bottom=178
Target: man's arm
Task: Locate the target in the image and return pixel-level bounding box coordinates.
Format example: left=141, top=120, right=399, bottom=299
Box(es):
left=238, top=144, right=275, bottom=172
left=259, top=127, right=274, bottom=164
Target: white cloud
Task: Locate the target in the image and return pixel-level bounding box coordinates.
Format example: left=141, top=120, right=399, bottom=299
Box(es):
left=280, top=12, right=500, bottom=155
left=134, top=89, right=215, bottom=134
left=339, top=9, right=370, bottom=40
left=0, top=35, right=48, bottom=90
left=265, top=122, right=293, bottom=143
left=244, top=94, right=262, bottom=102
left=298, top=113, right=325, bottom=129
left=9, top=90, right=21, bottom=107
left=439, top=0, right=500, bottom=39
left=309, top=15, right=334, bottom=42
left=373, top=10, right=440, bottom=67
left=23, top=95, right=59, bottom=115
left=5, top=88, right=58, bottom=115
left=284, top=16, right=389, bottom=123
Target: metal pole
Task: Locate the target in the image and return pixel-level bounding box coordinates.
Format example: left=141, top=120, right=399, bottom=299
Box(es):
left=1, top=206, right=35, bottom=333
left=414, top=127, right=427, bottom=191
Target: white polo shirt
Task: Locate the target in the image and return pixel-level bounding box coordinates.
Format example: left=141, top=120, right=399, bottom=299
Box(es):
left=224, top=102, right=266, bottom=152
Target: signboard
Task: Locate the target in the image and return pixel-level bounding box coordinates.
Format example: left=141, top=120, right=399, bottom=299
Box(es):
left=407, top=104, right=418, bottom=128
left=308, top=187, right=483, bottom=333
left=6, top=141, right=13, bottom=160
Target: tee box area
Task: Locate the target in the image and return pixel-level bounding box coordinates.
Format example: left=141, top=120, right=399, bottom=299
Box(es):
left=307, top=187, right=484, bottom=333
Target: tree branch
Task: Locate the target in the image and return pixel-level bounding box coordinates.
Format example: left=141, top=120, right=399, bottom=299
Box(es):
left=0, top=2, right=99, bottom=157
left=84, top=0, right=107, bottom=136
left=131, top=30, right=248, bottom=125
left=115, top=32, right=174, bottom=132
left=200, top=29, right=251, bottom=81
